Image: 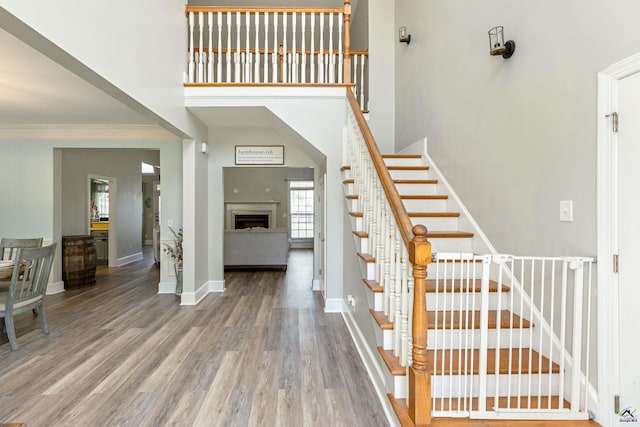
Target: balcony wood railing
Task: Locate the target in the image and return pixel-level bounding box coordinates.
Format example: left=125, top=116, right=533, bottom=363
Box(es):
left=185, top=2, right=369, bottom=110
left=346, top=89, right=432, bottom=425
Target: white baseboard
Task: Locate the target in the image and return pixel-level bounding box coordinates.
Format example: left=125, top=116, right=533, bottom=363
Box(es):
left=180, top=281, right=210, bottom=306
left=341, top=301, right=399, bottom=427
left=46, top=280, right=65, bottom=295
left=323, top=298, right=343, bottom=313
left=208, top=280, right=225, bottom=292
left=157, top=281, right=177, bottom=294
left=116, top=252, right=144, bottom=267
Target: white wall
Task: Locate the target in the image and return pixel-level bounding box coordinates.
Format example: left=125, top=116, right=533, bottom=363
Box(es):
left=394, top=0, right=640, bottom=257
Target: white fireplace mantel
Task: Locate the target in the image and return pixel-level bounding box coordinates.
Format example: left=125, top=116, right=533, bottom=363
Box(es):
left=225, top=202, right=279, bottom=230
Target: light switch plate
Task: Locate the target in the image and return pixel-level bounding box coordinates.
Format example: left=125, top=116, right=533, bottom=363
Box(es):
left=560, top=201, right=573, bottom=222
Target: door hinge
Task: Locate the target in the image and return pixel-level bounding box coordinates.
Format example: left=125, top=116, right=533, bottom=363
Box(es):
left=615, top=395, right=620, bottom=414
left=606, top=112, right=619, bottom=132
left=613, top=254, right=619, bottom=273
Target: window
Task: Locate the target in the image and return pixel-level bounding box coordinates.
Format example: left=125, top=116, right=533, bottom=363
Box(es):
left=289, top=180, right=314, bottom=239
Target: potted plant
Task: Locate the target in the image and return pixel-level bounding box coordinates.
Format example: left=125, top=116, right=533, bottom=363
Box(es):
left=163, top=227, right=183, bottom=295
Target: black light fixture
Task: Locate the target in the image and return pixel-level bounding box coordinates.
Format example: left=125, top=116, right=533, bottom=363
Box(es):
left=399, top=27, right=411, bottom=45
left=488, top=26, right=515, bottom=58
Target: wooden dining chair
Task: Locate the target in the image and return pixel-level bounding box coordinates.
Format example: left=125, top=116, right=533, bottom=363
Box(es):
left=0, top=244, right=57, bottom=351
left=0, top=238, right=44, bottom=260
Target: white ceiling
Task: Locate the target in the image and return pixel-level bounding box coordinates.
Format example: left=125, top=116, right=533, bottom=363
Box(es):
left=0, top=28, right=155, bottom=126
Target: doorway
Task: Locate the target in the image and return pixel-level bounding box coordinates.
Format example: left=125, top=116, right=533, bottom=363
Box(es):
left=597, top=51, right=640, bottom=426
left=88, top=174, right=116, bottom=267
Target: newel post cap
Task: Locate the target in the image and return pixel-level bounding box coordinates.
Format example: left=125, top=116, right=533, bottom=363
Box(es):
left=409, top=225, right=432, bottom=265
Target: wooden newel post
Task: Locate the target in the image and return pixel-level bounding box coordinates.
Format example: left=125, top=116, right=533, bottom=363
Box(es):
left=343, top=0, right=352, bottom=84
left=408, top=224, right=432, bottom=425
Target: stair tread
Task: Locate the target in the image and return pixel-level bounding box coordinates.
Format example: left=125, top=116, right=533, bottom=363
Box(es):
left=345, top=194, right=358, bottom=199
left=383, top=154, right=422, bottom=159
left=378, top=347, right=405, bottom=375
left=394, top=179, right=438, bottom=184
left=358, top=252, right=375, bottom=263
left=353, top=230, right=368, bottom=238
left=426, top=279, right=509, bottom=293
left=341, top=165, right=351, bottom=171
left=427, top=348, right=559, bottom=375
left=388, top=395, right=591, bottom=426
left=343, top=178, right=354, bottom=184
left=427, top=310, right=532, bottom=329
left=409, top=212, right=460, bottom=218
left=349, top=211, right=363, bottom=218
left=363, top=278, right=383, bottom=293
left=427, top=231, right=474, bottom=238
left=401, top=195, right=448, bottom=200
left=387, top=165, right=430, bottom=171
left=370, top=309, right=393, bottom=329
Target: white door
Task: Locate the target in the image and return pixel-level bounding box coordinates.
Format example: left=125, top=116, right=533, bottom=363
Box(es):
left=616, top=70, right=640, bottom=420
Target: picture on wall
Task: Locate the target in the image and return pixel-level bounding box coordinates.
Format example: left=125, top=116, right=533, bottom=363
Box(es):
left=235, top=145, right=284, bottom=165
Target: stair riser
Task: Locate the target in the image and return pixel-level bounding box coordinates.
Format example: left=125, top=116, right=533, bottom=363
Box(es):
left=428, top=237, right=473, bottom=253
left=395, top=183, right=438, bottom=195
left=343, top=182, right=354, bottom=194
left=410, top=216, right=459, bottom=230
left=349, top=215, right=363, bottom=231
left=373, top=326, right=394, bottom=350
left=346, top=198, right=359, bottom=212
left=426, top=293, right=505, bottom=311
left=388, top=169, right=431, bottom=180
left=427, top=329, right=533, bottom=350
left=383, top=158, right=423, bottom=167
left=402, top=199, right=448, bottom=211
left=431, top=374, right=561, bottom=398
left=358, top=257, right=376, bottom=281
left=354, top=235, right=368, bottom=253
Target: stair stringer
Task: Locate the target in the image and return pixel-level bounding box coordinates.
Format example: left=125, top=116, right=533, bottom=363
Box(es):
left=398, top=138, right=599, bottom=415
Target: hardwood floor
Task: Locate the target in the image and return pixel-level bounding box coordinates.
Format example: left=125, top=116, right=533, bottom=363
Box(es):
left=0, top=249, right=387, bottom=427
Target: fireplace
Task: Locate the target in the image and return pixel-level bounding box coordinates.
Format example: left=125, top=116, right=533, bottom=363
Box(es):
left=235, top=214, right=269, bottom=229
left=225, top=202, right=279, bottom=230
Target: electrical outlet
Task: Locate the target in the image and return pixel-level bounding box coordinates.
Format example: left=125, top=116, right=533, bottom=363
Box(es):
left=167, top=218, right=173, bottom=227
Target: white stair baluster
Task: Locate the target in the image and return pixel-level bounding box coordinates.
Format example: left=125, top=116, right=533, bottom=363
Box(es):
left=207, top=12, right=214, bottom=83
left=301, top=13, right=306, bottom=83
left=216, top=12, right=222, bottom=83
left=352, top=54, right=359, bottom=100
left=400, top=250, right=409, bottom=367
left=338, top=13, right=343, bottom=84
left=291, top=12, right=297, bottom=83
left=318, top=13, right=324, bottom=83
left=263, top=12, right=269, bottom=83
left=245, top=12, right=251, bottom=82
left=328, top=13, right=334, bottom=83
left=197, top=12, right=204, bottom=83
left=254, top=13, right=260, bottom=83
left=188, top=12, right=195, bottom=83
left=226, top=13, right=232, bottom=83
left=310, top=13, right=315, bottom=83
left=272, top=13, right=278, bottom=83
left=234, top=12, right=241, bottom=82
left=282, top=12, right=288, bottom=82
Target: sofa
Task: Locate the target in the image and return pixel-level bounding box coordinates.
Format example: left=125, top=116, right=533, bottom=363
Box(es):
left=224, top=227, right=289, bottom=270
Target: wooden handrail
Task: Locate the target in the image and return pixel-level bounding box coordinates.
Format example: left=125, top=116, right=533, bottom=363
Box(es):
left=190, top=47, right=368, bottom=57
left=346, top=89, right=414, bottom=247
left=346, top=87, right=431, bottom=425
left=186, top=6, right=345, bottom=16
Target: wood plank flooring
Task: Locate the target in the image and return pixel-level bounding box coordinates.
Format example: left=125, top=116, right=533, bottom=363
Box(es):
left=0, top=249, right=387, bottom=427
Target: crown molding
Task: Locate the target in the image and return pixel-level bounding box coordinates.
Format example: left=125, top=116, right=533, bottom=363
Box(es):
left=0, top=124, right=181, bottom=141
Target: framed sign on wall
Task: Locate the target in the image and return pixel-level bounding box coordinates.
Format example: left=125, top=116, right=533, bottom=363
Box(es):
left=235, top=145, right=284, bottom=165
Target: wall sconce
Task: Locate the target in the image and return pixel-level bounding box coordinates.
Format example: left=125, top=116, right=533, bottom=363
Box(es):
left=488, top=26, right=515, bottom=58
left=399, top=27, right=411, bottom=45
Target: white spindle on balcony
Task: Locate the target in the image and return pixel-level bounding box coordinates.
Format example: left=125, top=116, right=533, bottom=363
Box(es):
left=310, top=13, right=316, bottom=83
left=318, top=13, right=324, bottom=83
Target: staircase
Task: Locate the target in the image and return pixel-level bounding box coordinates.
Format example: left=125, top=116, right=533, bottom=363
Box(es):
left=341, top=151, right=598, bottom=426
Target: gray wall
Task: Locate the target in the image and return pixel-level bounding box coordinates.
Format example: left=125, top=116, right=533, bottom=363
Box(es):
left=394, top=0, right=640, bottom=257
left=224, top=167, right=314, bottom=229
left=61, top=148, right=160, bottom=260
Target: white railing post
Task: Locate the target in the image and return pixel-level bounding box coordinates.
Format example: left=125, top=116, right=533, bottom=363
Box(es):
left=318, top=13, right=324, bottom=83
left=359, top=54, right=366, bottom=109
left=216, top=12, right=222, bottom=83
left=254, top=12, right=260, bottom=83
left=310, top=13, right=316, bottom=83
left=292, top=12, right=297, bottom=83
left=301, top=13, right=306, bottom=83
left=282, top=12, right=288, bottom=83
left=272, top=13, right=278, bottom=83
left=338, top=13, right=344, bottom=83
left=226, top=13, right=232, bottom=82
left=263, top=13, right=269, bottom=83
left=234, top=12, right=241, bottom=82
left=476, top=254, right=492, bottom=413
left=328, top=13, right=335, bottom=83
left=569, top=258, right=584, bottom=414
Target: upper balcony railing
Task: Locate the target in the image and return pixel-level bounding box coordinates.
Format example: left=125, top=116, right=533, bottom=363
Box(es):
left=185, top=1, right=368, bottom=111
